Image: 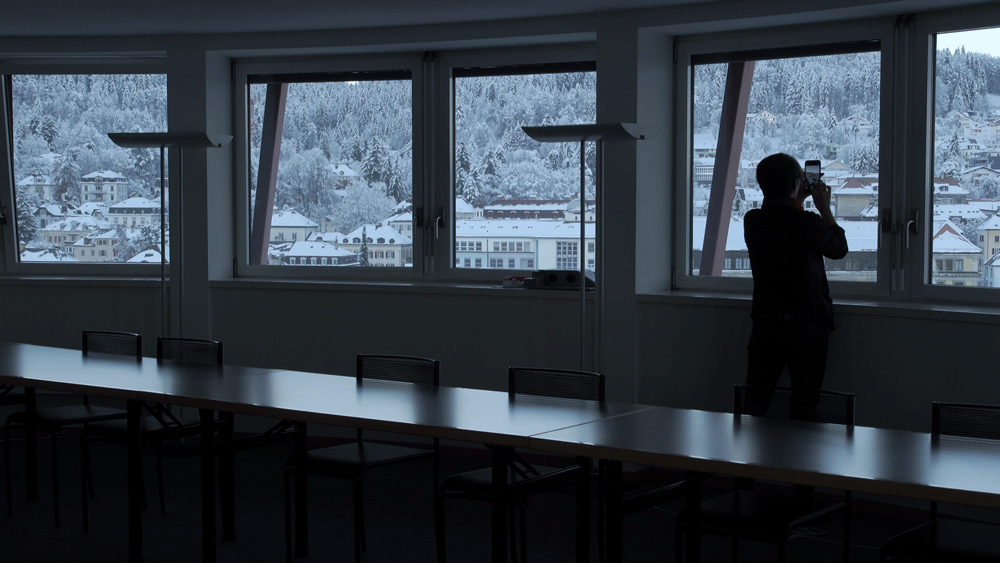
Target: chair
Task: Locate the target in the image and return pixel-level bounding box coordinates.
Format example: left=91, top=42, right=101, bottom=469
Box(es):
left=4, top=331, right=137, bottom=527
left=435, top=366, right=604, bottom=563
left=284, top=354, right=440, bottom=563
left=675, top=385, right=855, bottom=563
left=879, top=402, right=1000, bottom=562
left=78, top=337, right=224, bottom=533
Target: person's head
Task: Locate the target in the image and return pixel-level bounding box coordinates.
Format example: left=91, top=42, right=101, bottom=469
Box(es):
left=756, top=153, right=802, bottom=199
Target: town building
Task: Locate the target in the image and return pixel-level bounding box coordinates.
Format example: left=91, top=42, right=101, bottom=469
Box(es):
left=80, top=170, right=128, bottom=203
left=108, top=197, right=161, bottom=228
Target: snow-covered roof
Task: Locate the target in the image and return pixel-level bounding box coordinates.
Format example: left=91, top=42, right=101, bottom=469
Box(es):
left=341, top=224, right=411, bottom=245
left=455, top=197, right=475, bottom=213
left=485, top=199, right=571, bottom=212
left=284, top=241, right=355, bottom=258
left=41, top=216, right=112, bottom=232
left=456, top=220, right=595, bottom=239
left=82, top=170, right=126, bottom=180
left=691, top=216, right=747, bottom=252
left=306, top=232, right=344, bottom=243
left=978, top=212, right=1000, bottom=231
left=385, top=211, right=412, bottom=223
left=72, top=229, right=119, bottom=245
left=933, top=204, right=986, bottom=221
left=840, top=221, right=878, bottom=252
left=693, top=133, right=716, bottom=151
left=77, top=202, right=108, bottom=216
left=271, top=208, right=319, bottom=228
left=330, top=164, right=359, bottom=177
left=37, top=204, right=65, bottom=216
left=20, top=249, right=78, bottom=262
left=932, top=229, right=981, bottom=254
left=932, top=180, right=970, bottom=195
left=690, top=216, right=878, bottom=252
left=968, top=199, right=1000, bottom=214
left=128, top=249, right=163, bottom=263
left=110, top=197, right=159, bottom=210
left=18, top=174, right=52, bottom=185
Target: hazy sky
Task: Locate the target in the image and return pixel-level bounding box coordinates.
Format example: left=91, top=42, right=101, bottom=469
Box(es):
left=937, top=29, right=1000, bottom=57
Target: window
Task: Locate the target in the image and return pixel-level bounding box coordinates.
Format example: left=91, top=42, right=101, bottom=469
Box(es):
left=235, top=60, right=416, bottom=277
left=451, top=61, right=596, bottom=275
left=556, top=241, right=579, bottom=269
left=685, top=44, right=881, bottom=284
left=928, top=26, right=1000, bottom=289
left=234, top=50, right=594, bottom=282
left=1, top=72, right=167, bottom=269
left=674, top=23, right=891, bottom=296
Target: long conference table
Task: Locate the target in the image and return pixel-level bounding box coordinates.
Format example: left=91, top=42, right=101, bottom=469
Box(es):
left=4, top=340, right=1000, bottom=563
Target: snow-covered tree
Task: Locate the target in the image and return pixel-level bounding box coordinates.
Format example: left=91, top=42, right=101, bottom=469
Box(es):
left=14, top=184, right=40, bottom=244
left=357, top=226, right=370, bottom=267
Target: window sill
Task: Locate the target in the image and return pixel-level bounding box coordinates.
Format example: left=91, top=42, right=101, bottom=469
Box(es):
left=0, top=276, right=162, bottom=288
left=210, top=278, right=592, bottom=299
left=638, top=291, right=1000, bottom=325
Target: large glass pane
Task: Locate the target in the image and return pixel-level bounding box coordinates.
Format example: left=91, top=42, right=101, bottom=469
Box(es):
left=931, top=28, right=1000, bottom=288
left=247, top=75, right=413, bottom=267
left=11, top=74, right=168, bottom=264
left=691, top=50, right=880, bottom=282
left=453, top=69, right=596, bottom=272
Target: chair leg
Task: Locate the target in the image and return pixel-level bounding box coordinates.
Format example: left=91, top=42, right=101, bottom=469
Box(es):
left=156, top=442, right=165, bottom=514
left=519, top=504, right=527, bottom=563
left=675, top=515, right=685, bottom=563
left=5, top=423, right=13, bottom=517
left=80, top=436, right=89, bottom=534
left=51, top=432, right=60, bottom=528
left=598, top=460, right=606, bottom=563
left=284, top=467, right=293, bottom=563
left=353, top=477, right=364, bottom=563
left=434, top=490, right=446, bottom=563
left=843, top=492, right=852, bottom=563
left=508, top=506, right=518, bottom=563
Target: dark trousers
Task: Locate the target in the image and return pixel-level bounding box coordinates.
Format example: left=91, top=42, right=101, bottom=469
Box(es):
left=745, top=320, right=830, bottom=421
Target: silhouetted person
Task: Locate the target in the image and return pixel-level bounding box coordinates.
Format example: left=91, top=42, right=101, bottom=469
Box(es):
left=743, top=153, right=848, bottom=421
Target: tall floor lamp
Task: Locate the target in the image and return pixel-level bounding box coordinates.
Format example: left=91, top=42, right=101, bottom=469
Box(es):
left=107, top=132, right=232, bottom=337
left=521, top=123, right=645, bottom=372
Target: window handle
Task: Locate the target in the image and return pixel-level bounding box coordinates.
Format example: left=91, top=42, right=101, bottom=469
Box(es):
left=905, top=209, right=920, bottom=249
left=878, top=213, right=891, bottom=249
left=434, top=210, right=444, bottom=240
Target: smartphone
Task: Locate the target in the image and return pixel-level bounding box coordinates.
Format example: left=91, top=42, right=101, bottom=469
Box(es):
left=804, top=160, right=821, bottom=191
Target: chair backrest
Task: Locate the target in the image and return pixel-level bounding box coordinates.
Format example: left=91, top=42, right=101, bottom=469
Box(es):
left=157, top=337, right=224, bottom=365
left=734, top=385, right=854, bottom=427
left=356, top=354, right=440, bottom=386
left=508, top=367, right=605, bottom=402
left=355, top=354, right=440, bottom=444
left=933, top=402, right=1000, bottom=441
left=82, top=330, right=142, bottom=360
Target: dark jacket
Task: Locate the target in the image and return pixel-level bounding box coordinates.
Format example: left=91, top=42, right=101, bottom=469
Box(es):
left=744, top=200, right=848, bottom=328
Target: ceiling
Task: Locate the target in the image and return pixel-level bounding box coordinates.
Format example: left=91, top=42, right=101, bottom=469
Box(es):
left=0, top=0, right=708, bottom=37
left=0, top=0, right=986, bottom=39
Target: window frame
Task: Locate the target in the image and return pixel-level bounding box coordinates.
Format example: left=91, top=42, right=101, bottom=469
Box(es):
left=0, top=59, right=169, bottom=277
left=671, top=21, right=896, bottom=299
left=907, top=11, right=1000, bottom=303
left=232, top=55, right=424, bottom=281
left=432, top=45, right=597, bottom=283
